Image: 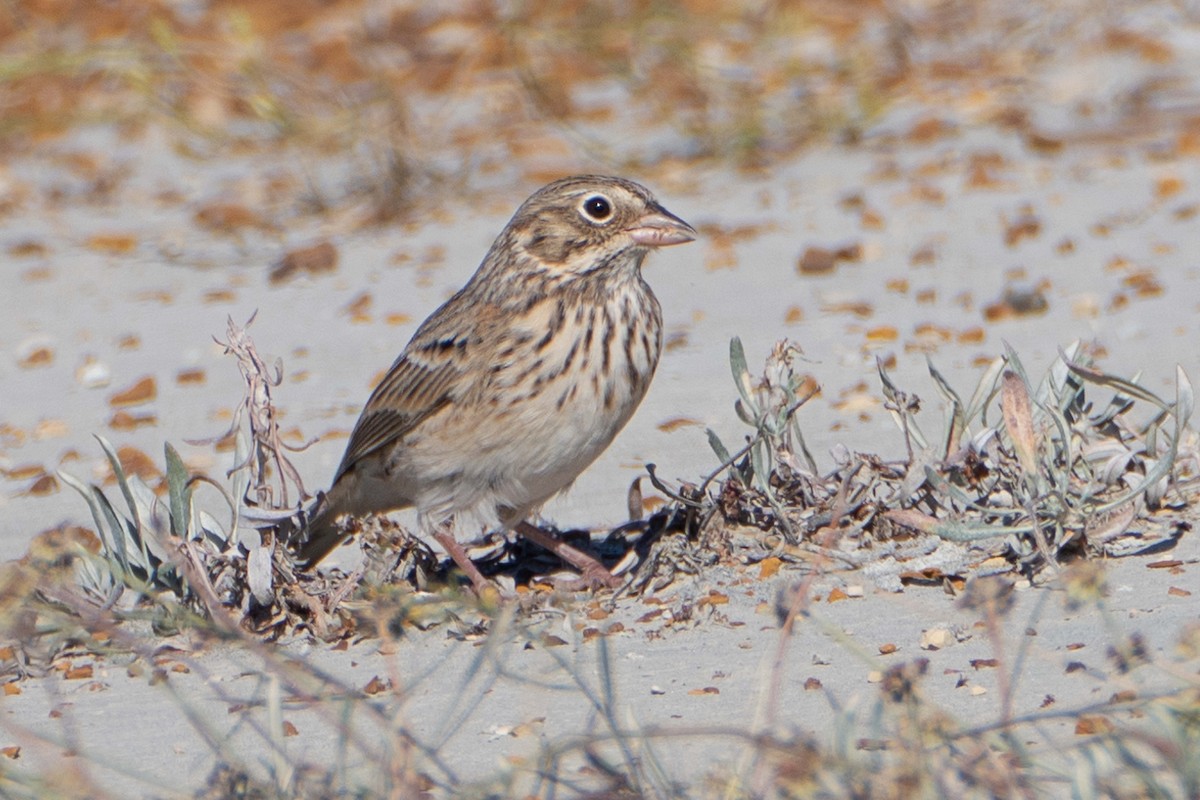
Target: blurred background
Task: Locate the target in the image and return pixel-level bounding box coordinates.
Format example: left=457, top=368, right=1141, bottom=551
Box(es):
left=3, top=0, right=1199, bottom=207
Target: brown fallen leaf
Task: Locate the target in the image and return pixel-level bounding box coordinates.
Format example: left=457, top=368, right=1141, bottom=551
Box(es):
left=657, top=417, right=701, bottom=433
left=109, top=410, right=157, bottom=431
left=957, top=327, right=985, bottom=344
left=3, top=463, right=45, bottom=481
left=87, top=234, right=137, bottom=255
left=758, top=556, right=782, bottom=579
left=194, top=202, right=264, bottom=233
left=106, top=446, right=161, bottom=484
left=109, top=376, right=157, bottom=407
left=203, top=289, right=236, bottom=304
left=1074, top=715, right=1115, bottom=735
left=344, top=292, right=373, bottom=323
left=10, top=240, right=48, bottom=258
left=269, top=240, right=339, bottom=284
left=908, top=116, right=952, bottom=143
left=363, top=676, right=390, bottom=695
left=1003, top=210, right=1041, bottom=247
left=983, top=284, right=1049, bottom=321
left=1123, top=270, right=1163, bottom=298
left=865, top=326, right=898, bottom=342
left=65, top=665, right=93, bottom=680
left=1155, top=175, right=1184, bottom=199
left=699, top=591, right=729, bottom=607
left=913, top=323, right=953, bottom=342
left=176, top=368, right=206, bottom=385
left=798, top=247, right=836, bottom=275
left=18, top=347, right=53, bottom=369
left=797, top=243, right=861, bottom=276
left=27, top=474, right=58, bottom=496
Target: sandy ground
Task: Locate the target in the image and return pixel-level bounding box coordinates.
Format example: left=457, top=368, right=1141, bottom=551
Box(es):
left=3, top=78, right=1200, bottom=796
left=2, top=530, right=1198, bottom=797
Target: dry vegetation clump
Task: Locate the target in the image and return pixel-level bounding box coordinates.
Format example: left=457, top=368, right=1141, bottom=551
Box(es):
left=672, top=336, right=1197, bottom=594
left=36, top=318, right=1196, bottom=648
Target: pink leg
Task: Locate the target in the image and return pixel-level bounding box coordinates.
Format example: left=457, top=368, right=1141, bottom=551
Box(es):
left=515, top=521, right=622, bottom=590
left=432, top=528, right=493, bottom=595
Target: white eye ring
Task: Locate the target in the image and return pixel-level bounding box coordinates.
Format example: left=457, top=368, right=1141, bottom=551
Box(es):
left=578, top=194, right=614, bottom=224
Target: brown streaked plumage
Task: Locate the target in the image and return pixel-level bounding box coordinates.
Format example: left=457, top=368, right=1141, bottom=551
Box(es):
left=298, top=175, right=696, bottom=590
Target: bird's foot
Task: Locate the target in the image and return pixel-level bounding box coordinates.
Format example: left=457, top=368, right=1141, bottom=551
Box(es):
left=515, top=521, right=622, bottom=592
left=554, top=564, right=624, bottom=592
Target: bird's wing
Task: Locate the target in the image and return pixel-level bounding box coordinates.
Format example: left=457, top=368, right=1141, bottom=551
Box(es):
left=334, top=345, right=465, bottom=479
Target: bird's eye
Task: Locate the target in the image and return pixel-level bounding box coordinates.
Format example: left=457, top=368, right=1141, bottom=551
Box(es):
left=581, top=195, right=613, bottom=222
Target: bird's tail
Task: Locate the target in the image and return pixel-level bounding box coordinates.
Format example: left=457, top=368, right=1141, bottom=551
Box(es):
left=294, top=485, right=351, bottom=569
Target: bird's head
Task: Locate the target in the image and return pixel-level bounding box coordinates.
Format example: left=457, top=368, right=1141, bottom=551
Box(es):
left=497, top=175, right=696, bottom=278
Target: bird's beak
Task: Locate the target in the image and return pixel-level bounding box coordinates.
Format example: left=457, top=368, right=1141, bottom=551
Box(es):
left=627, top=204, right=698, bottom=248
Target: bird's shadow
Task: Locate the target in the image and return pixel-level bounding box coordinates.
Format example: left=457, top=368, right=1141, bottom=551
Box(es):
left=392, top=507, right=697, bottom=591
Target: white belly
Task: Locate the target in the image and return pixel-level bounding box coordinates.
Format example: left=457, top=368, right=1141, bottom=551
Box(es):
left=401, top=286, right=661, bottom=532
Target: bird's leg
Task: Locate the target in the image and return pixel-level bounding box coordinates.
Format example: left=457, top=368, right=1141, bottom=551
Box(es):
left=515, top=520, right=622, bottom=590
left=432, top=524, right=493, bottom=595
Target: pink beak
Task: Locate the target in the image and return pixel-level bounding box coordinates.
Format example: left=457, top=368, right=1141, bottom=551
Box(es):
left=627, top=205, right=697, bottom=248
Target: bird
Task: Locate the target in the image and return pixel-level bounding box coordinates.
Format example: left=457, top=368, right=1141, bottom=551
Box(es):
left=297, top=175, right=696, bottom=591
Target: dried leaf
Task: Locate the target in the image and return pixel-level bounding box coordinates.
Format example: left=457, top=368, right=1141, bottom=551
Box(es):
left=1001, top=370, right=1037, bottom=476
left=658, top=417, right=701, bottom=433
left=18, top=346, right=54, bottom=368
left=108, top=376, right=157, bottom=408
left=269, top=241, right=338, bottom=284
left=87, top=234, right=137, bottom=254
left=1074, top=715, right=1115, bottom=735
left=363, top=676, right=390, bottom=695
left=758, top=556, right=782, bottom=579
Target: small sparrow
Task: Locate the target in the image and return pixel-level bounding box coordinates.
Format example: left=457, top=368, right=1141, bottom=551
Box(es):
left=299, top=175, right=696, bottom=590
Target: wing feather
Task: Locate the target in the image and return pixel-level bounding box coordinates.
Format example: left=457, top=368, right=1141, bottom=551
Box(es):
left=333, top=352, right=463, bottom=478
